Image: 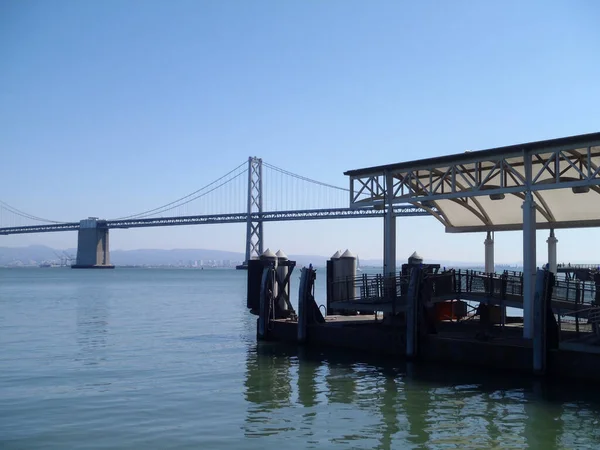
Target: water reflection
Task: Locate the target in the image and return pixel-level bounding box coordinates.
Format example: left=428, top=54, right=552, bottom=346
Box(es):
left=244, top=343, right=293, bottom=437
left=244, top=343, right=292, bottom=407
left=325, top=359, right=356, bottom=405
left=75, top=288, right=109, bottom=366
left=297, top=347, right=319, bottom=409
left=522, top=381, right=563, bottom=448
left=377, top=369, right=400, bottom=450
left=243, top=343, right=600, bottom=448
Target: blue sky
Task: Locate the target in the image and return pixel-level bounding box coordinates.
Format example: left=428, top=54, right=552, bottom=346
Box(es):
left=1, top=0, right=599, bottom=263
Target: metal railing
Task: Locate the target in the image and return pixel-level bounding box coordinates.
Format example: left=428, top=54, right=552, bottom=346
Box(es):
left=329, top=273, right=410, bottom=304
left=425, top=269, right=598, bottom=306
left=557, top=263, right=600, bottom=271
left=424, top=270, right=524, bottom=300
left=329, top=268, right=600, bottom=326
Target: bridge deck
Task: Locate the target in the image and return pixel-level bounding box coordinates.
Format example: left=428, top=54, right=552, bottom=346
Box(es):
left=0, top=206, right=429, bottom=235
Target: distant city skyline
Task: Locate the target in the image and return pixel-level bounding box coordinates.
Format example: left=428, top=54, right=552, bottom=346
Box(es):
left=1, top=1, right=599, bottom=263
left=2, top=238, right=598, bottom=268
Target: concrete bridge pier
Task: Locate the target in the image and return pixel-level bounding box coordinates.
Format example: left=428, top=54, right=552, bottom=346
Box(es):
left=71, top=218, right=114, bottom=269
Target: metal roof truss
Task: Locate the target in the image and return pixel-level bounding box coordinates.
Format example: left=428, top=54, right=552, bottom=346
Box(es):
left=349, top=139, right=600, bottom=233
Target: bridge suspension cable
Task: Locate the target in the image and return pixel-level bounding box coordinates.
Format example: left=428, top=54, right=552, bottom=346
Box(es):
left=0, top=200, right=65, bottom=225
left=261, top=162, right=348, bottom=192
left=114, top=160, right=248, bottom=220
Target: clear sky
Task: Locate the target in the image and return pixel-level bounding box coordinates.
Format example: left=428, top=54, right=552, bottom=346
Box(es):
left=1, top=0, right=599, bottom=264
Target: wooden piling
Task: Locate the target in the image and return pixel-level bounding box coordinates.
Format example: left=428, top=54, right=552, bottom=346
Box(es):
left=406, top=266, right=421, bottom=359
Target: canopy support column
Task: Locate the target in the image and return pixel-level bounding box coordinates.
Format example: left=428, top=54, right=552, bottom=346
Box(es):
left=522, top=191, right=537, bottom=339
left=383, top=171, right=396, bottom=277
left=484, top=231, right=494, bottom=274
left=547, top=229, right=558, bottom=274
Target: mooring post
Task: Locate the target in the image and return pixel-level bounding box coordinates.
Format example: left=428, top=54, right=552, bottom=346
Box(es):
left=533, top=268, right=547, bottom=376
left=257, top=266, right=273, bottom=340
left=297, top=267, right=310, bottom=344
left=406, top=266, right=421, bottom=359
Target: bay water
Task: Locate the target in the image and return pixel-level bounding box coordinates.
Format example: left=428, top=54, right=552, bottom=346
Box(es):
left=2, top=267, right=600, bottom=449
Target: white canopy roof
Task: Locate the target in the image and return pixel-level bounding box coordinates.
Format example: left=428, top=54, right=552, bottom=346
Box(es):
left=345, top=132, right=600, bottom=233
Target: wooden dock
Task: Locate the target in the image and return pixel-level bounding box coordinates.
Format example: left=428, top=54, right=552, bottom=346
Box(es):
left=330, top=269, right=600, bottom=319
left=252, top=264, right=600, bottom=382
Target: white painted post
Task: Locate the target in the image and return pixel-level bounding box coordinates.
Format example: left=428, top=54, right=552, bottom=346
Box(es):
left=484, top=231, right=495, bottom=274
left=383, top=171, right=396, bottom=277
left=522, top=191, right=537, bottom=339
left=547, top=230, right=558, bottom=274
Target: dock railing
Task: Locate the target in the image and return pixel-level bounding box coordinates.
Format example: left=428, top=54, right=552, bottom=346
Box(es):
left=425, top=269, right=524, bottom=301
left=329, top=272, right=410, bottom=312
left=427, top=269, right=600, bottom=340
left=552, top=276, right=599, bottom=338
left=330, top=268, right=599, bottom=333
left=427, top=269, right=597, bottom=305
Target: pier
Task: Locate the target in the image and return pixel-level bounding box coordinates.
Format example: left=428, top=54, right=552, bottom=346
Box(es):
left=246, top=132, right=600, bottom=382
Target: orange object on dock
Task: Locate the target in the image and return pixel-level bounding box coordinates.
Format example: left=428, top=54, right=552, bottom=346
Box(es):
left=434, top=300, right=468, bottom=321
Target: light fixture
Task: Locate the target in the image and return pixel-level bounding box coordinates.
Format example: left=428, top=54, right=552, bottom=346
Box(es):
left=479, top=184, right=505, bottom=201
left=572, top=185, right=590, bottom=194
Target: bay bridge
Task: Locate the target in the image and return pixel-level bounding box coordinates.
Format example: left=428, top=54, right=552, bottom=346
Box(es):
left=0, top=157, right=430, bottom=268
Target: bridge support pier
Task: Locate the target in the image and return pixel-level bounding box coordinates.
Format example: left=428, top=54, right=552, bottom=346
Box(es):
left=71, top=218, right=114, bottom=269
left=547, top=229, right=558, bottom=274
left=522, top=191, right=537, bottom=339
left=484, top=231, right=494, bottom=273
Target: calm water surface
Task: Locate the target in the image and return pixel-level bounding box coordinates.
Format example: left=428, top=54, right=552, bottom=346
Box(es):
left=1, top=268, right=600, bottom=449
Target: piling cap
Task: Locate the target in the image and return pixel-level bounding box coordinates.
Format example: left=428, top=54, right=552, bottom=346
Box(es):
left=260, top=248, right=277, bottom=260
left=408, top=251, right=423, bottom=264
left=275, top=249, right=288, bottom=260
left=340, top=249, right=356, bottom=259
left=331, top=250, right=341, bottom=259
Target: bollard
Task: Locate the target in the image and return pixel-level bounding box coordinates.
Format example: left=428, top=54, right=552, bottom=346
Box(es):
left=297, top=267, right=309, bottom=344
left=257, top=265, right=275, bottom=340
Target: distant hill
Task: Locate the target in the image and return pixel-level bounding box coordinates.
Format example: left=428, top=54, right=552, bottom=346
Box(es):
left=111, top=248, right=244, bottom=266
left=0, top=245, right=520, bottom=268
left=0, top=245, right=73, bottom=266
left=0, top=245, right=331, bottom=267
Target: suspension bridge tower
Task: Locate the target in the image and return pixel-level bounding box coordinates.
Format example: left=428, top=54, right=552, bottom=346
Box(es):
left=237, top=156, right=263, bottom=269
